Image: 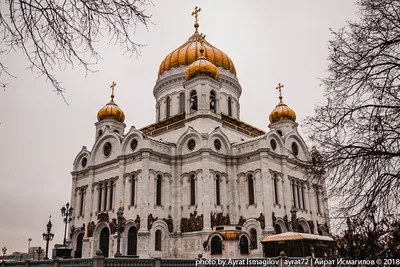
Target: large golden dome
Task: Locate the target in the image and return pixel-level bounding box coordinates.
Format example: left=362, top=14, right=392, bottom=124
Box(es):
left=97, top=82, right=125, bottom=123
left=158, top=27, right=236, bottom=78
left=269, top=83, right=296, bottom=123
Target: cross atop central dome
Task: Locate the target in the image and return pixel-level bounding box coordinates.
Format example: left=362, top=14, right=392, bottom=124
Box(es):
left=157, top=7, right=237, bottom=78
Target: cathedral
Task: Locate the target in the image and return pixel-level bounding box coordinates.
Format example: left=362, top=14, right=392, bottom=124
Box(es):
left=68, top=8, right=330, bottom=259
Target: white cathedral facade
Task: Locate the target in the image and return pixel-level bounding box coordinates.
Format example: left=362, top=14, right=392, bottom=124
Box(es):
left=68, top=10, right=330, bottom=259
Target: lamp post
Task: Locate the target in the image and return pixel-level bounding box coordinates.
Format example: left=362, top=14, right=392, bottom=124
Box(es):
left=114, top=200, right=124, bottom=257
left=42, top=215, right=54, bottom=260
left=61, top=202, right=73, bottom=246
left=2, top=247, right=6, bottom=263
left=36, top=247, right=43, bottom=260
left=28, top=238, right=32, bottom=253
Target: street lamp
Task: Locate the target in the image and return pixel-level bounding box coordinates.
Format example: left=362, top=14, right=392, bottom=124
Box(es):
left=42, top=215, right=54, bottom=260
left=36, top=247, right=43, bottom=260
left=114, top=200, right=124, bottom=257
left=2, top=247, right=6, bottom=263
left=61, top=202, right=73, bottom=246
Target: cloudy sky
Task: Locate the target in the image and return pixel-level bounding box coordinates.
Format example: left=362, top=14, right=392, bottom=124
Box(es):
left=0, top=0, right=358, bottom=253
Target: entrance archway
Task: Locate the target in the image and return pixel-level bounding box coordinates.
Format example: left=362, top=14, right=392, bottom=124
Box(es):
left=127, top=226, right=138, bottom=255
left=239, top=236, right=249, bottom=255
left=99, top=227, right=110, bottom=257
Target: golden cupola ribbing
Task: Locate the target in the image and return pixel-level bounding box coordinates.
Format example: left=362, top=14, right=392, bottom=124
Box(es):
left=269, top=83, right=296, bottom=123
left=97, top=81, right=125, bottom=123
left=185, top=34, right=220, bottom=81
left=158, top=7, right=236, bottom=78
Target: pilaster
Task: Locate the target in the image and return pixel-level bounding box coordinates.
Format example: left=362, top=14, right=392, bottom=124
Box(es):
left=260, top=152, right=274, bottom=234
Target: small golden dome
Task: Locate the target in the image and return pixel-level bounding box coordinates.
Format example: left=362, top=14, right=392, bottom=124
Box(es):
left=97, top=82, right=125, bottom=123
left=269, top=83, right=296, bottom=123
left=158, top=8, right=236, bottom=78
left=185, top=35, right=220, bottom=81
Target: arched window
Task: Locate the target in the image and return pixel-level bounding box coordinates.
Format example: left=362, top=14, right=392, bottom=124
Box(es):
left=190, top=175, right=196, bottom=205
left=103, top=182, right=108, bottom=211
left=210, top=236, right=222, bottom=255
left=75, top=233, right=84, bottom=258
left=273, top=174, right=279, bottom=205
left=227, top=97, right=232, bottom=116
left=210, top=90, right=216, bottom=112
left=127, top=226, right=138, bottom=255
left=79, top=189, right=84, bottom=216
left=131, top=175, right=136, bottom=206
left=98, top=184, right=102, bottom=212
left=292, top=181, right=297, bottom=208
left=301, top=184, right=306, bottom=210
left=239, top=236, right=249, bottom=255
left=250, top=228, right=257, bottom=249
left=166, top=96, right=171, bottom=118
left=108, top=180, right=114, bottom=210
left=298, top=224, right=305, bottom=233
left=99, top=227, right=110, bottom=257
left=179, top=92, right=185, bottom=113
left=190, top=90, right=198, bottom=112
left=216, top=174, right=221, bottom=205
left=157, top=103, right=161, bottom=122
left=274, top=224, right=282, bottom=234
left=248, top=174, right=255, bottom=205
left=155, top=230, right=162, bottom=251
left=156, top=175, right=162, bottom=206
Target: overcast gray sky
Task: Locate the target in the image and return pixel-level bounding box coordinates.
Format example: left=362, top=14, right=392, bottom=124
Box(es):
left=0, top=0, right=358, bottom=253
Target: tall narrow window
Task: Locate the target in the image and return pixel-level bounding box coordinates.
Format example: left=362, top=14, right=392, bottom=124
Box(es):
left=157, top=103, right=160, bottom=122
left=301, top=184, right=306, bottom=210
left=292, top=181, right=297, bottom=208
left=156, top=175, right=162, bottom=206
left=79, top=189, right=84, bottom=216
left=131, top=175, right=136, bottom=206
left=250, top=228, right=257, bottom=249
left=98, top=185, right=102, bottom=212
left=216, top=175, right=221, bottom=205
left=316, top=187, right=321, bottom=214
left=179, top=92, right=185, bottom=113
left=103, top=182, right=108, bottom=211
left=297, top=182, right=301, bottom=209
left=155, top=230, right=162, bottom=251
left=166, top=96, right=170, bottom=118
left=190, top=90, right=198, bottom=112
left=190, top=175, right=196, bottom=205
left=210, top=90, right=216, bottom=112
left=227, top=97, right=232, bottom=116
left=211, top=236, right=222, bottom=255
left=109, top=180, right=114, bottom=210
left=273, top=174, right=279, bottom=205
left=248, top=174, right=255, bottom=205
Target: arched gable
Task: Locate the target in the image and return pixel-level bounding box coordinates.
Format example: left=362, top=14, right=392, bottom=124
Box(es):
left=121, top=127, right=145, bottom=156
left=265, top=131, right=284, bottom=155
left=284, top=132, right=311, bottom=161
left=72, top=146, right=91, bottom=172
left=296, top=217, right=310, bottom=233
left=176, top=127, right=203, bottom=154
left=91, top=128, right=122, bottom=165
left=209, top=127, right=232, bottom=155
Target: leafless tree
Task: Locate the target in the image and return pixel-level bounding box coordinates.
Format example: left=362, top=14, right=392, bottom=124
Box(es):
left=0, top=0, right=152, bottom=98
left=305, top=0, right=400, bottom=220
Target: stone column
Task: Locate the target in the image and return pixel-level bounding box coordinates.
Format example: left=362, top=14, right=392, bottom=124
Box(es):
left=260, top=151, right=274, bottom=234
left=281, top=159, right=292, bottom=216
left=139, top=152, right=150, bottom=232
left=308, top=184, right=317, bottom=233
left=104, top=181, right=109, bottom=212
left=201, top=151, right=212, bottom=231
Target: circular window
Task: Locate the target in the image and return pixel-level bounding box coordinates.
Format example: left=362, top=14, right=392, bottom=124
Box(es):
left=277, top=130, right=283, bottom=136
left=187, top=139, right=196, bottom=151
left=130, top=139, right=138, bottom=151
left=214, top=139, right=222, bottom=151
left=103, top=142, right=112, bottom=157
left=292, top=142, right=299, bottom=156
left=270, top=139, right=277, bottom=150
left=81, top=157, right=87, bottom=168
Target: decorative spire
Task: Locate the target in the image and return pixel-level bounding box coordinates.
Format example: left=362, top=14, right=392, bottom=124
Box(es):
left=199, top=33, right=206, bottom=56
left=192, top=6, right=201, bottom=32
left=49, top=215, right=52, bottom=221
left=276, top=82, right=284, bottom=101
left=110, top=81, right=117, bottom=101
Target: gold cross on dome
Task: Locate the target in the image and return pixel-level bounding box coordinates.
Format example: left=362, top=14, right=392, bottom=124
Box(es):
left=119, top=200, right=123, bottom=208
left=192, top=6, right=201, bottom=23
left=276, top=83, right=284, bottom=100
left=110, top=81, right=117, bottom=99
